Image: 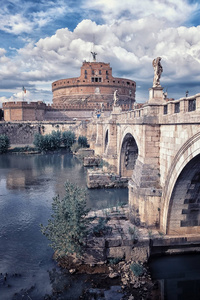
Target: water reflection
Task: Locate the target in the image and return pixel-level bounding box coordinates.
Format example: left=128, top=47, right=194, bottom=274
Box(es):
left=149, top=253, right=200, bottom=300
left=0, top=153, right=128, bottom=299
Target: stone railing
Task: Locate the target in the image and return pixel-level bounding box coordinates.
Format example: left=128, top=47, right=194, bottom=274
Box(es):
left=108, top=93, right=200, bottom=124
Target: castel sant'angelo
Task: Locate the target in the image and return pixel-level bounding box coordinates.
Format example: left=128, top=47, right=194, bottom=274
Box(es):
left=2, top=53, right=136, bottom=121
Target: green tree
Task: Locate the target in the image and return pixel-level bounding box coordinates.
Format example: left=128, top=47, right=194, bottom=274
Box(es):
left=33, top=133, right=44, bottom=151
left=51, top=130, right=61, bottom=149
left=40, top=182, right=90, bottom=257
left=62, top=131, right=76, bottom=149
left=33, top=131, right=61, bottom=152
left=0, top=134, right=10, bottom=154
left=78, top=135, right=89, bottom=148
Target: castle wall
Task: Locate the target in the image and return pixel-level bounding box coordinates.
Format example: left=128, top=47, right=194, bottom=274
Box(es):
left=3, top=102, right=46, bottom=122
left=0, top=121, right=87, bottom=145
left=52, top=61, right=136, bottom=108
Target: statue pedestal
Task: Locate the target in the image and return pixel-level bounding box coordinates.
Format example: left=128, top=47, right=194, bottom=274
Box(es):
left=148, top=86, right=165, bottom=104
left=112, top=105, right=122, bottom=114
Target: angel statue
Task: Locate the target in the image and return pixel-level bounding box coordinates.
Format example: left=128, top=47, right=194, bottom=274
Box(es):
left=113, top=90, right=119, bottom=106
left=152, top=57, right=163, bottom=87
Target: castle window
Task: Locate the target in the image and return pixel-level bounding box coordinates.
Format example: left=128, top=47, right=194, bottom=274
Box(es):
left=99, top=78, right=102, bottom=82
left=113, top=81, right=115, bottom=83
left=106, top=70, right=109, bottom=75
left=132, top=83, right=134, bottom=86
left=92, top=78, right=94, bottom=82
left=95, top=78, right=98, bottom=82
left=127, top=82, right=130, bottom=85
left=174, top=102, right=180, bottom=113
left=85, top=75, right=87, bottom=79
left=99, top=70, right=101, bottom=75
left=85, top=70, right=87, bottom=74
left=92, top=70, right=95, bottom=75
left=163, top=105, right=168, bottom=114
left=54, top=84, right=56, bottom=86
left=188, top=99, right=196, bottom=111
left=106, top=75, right=109, bottom=79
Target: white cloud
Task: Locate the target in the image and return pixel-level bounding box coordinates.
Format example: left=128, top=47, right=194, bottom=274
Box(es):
left=0, top=0, right=69, bottom=35
left=0, top=1, right=200, bottom=103
left=83, top=0, right=198, bottom=26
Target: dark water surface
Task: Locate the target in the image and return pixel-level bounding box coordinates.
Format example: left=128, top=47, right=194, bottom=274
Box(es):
left=1, top=153, right=200, bottom=300
left=149, top=253, right=200, bottom=300
left=0, top=153, right=127, bottom=300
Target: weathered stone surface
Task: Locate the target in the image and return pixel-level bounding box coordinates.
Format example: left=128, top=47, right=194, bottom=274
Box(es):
left=87, top=170, right=128, bottom=188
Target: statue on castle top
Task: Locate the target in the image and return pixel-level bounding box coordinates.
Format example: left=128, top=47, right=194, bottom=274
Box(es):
left=113, top=90, right=119, bottom=106
left=91, top=51, right=97, bottom=62
left=152, top=57, right=163, bottom=87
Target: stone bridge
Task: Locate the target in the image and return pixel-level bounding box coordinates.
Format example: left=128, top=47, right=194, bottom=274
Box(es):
left=87, top=86, right=200, bottom=236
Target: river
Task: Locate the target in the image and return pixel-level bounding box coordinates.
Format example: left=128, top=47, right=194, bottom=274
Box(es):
left=1, top=152, right=200, bottom=300
left=0, top=152, right=128, bottom=299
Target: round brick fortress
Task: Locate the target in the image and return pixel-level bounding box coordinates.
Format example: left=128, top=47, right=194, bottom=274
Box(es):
left=52, top=61, right=136, bottom=110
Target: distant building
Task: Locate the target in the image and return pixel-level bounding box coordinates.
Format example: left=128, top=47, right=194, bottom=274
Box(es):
left=52, top=61, right=136, bottom=111
left=3, top=101, right=46, bottom=122
left=2, top=59, right=136, bottom=121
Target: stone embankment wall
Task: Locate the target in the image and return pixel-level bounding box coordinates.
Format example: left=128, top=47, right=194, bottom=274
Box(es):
left=83, top=156, right=101, bottom=167
left=87, top=169, right=128, bottom=188
left=85, top=207, right=150, bottom=265
left=0, top=121, right=87, bottom=145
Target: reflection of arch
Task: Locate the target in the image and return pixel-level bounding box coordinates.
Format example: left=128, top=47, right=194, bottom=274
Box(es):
left=119, top=133, right=138, bottom=177
left=162, top=132, right=200, bottom=234
left=105, top=129, right=108, bottom=152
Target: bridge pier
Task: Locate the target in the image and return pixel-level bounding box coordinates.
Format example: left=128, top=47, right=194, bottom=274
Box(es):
left=129, top=159, right=162, bottom=228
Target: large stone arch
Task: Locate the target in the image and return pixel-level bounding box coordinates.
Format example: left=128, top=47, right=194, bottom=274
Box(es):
left=103, top=124, right=109, bottom=154
left=161, top=132, right=200, bottom=234
left=119, top=131, right=139, bottom=178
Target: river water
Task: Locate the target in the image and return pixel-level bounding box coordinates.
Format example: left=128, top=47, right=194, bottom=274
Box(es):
left=1, top=152, right=200, bottom=300
left=0, top=152, right=128, bottom=300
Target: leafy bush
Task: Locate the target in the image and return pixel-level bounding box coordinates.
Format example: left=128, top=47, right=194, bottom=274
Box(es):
left=130, top=263, right=144, bottom=277
left=33, top=131, right=61, bottom=152
left=108, top=257, right=124, bottom=265
left=62, top=131, right=76, bottom=149
left=40, top=181, right=90, bottom=257
left=93, top=217, right=112, bottom=237
left=78, top=135, right=89, bottom=148
left=9, top=146, right=36, bottom=153
left=51, top=130, right=61, bottom=149
left=129, top=226, right=139, bottom=241
left=0, top=134, right=10, bottom=154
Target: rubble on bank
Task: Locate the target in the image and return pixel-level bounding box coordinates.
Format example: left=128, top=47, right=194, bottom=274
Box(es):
left=56, top=206, right=160, bottom=299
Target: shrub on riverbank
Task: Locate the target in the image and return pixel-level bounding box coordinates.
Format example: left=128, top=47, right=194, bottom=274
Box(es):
left=62, top=131, right=76, bottom=149
left=33, top=130, right=77, bottom=152
left=33, top=131, right=89, bottom=153
left=34, top=130, right=62, bottom=152
left=0, top=134, right=10, bottom=154
left=40, top=181, right=91, bottom=257
left=78, top=135, right=89, bottom=148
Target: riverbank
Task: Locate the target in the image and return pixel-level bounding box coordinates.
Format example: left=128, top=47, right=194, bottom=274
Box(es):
left=55, top=206, right=157, bottom=299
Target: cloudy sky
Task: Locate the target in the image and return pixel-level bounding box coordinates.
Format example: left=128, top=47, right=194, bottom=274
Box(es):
left=0, top=0, right=200, bottom=106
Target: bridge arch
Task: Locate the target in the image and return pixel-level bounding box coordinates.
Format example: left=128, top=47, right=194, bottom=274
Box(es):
left=104, top=129, right=108, bottom=152
left=161, top=132, right=200, bottom=234
left=119, top=131, right=138, bottom=177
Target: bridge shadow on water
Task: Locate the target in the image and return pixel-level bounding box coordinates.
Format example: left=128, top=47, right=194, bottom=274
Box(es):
left=149, top=253, right=200, bottom=300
